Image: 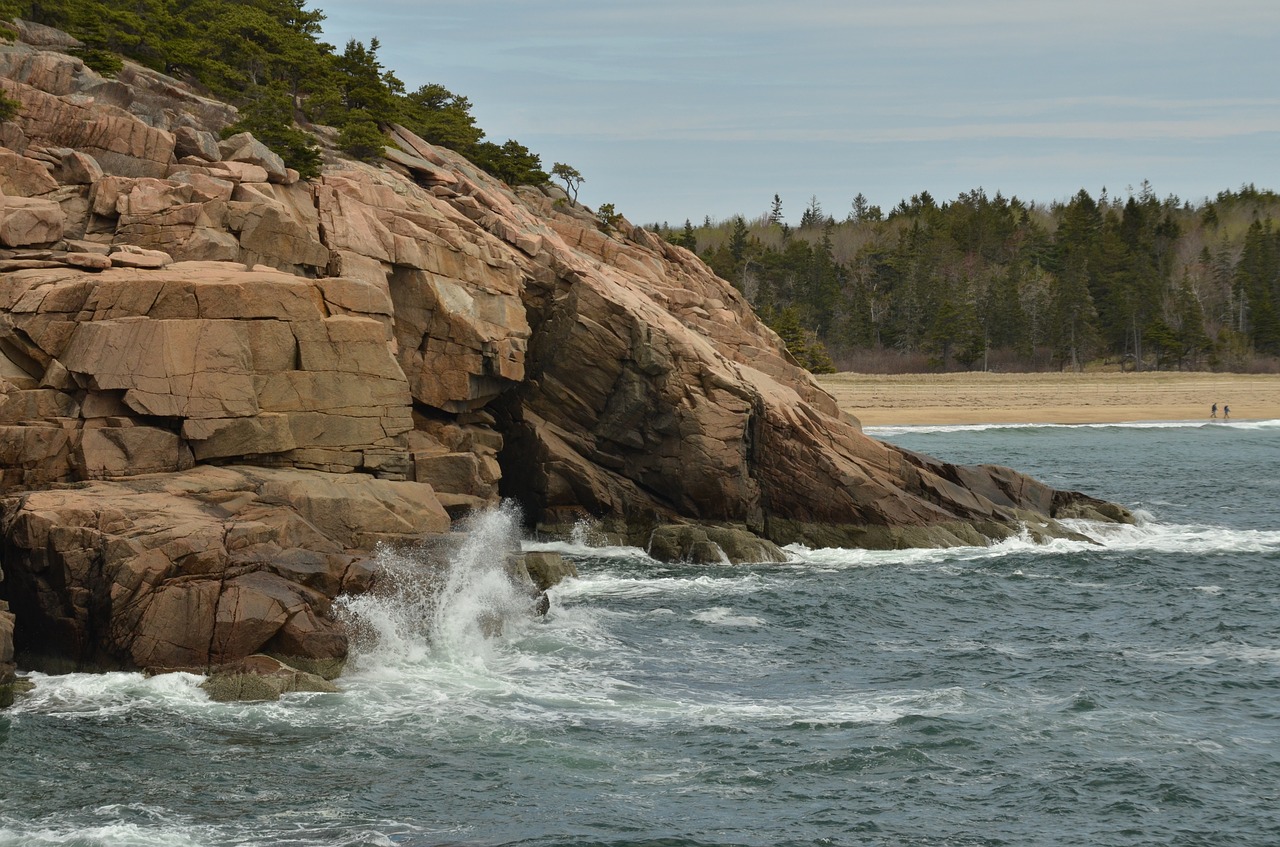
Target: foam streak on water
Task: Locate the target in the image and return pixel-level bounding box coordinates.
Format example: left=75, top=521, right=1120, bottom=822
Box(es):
left=3, top=424, right=1280, bottom=846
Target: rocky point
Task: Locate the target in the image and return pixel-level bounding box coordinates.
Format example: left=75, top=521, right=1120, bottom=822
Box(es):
left=0, top=28, right=1130, bottom=691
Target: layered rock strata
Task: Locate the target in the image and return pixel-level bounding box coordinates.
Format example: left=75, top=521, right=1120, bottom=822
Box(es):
left=0, top=32, right=1130, bottom=684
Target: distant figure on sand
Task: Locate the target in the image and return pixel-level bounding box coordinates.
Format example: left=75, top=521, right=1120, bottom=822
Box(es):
left=1224, top=404, right=1230, bottom=420
left=1211, top=403, right=1217, bottom=418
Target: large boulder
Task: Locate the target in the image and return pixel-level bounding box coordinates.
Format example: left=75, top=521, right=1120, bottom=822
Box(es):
left=226, top=181, right=329, bottom=272
left=648, top=524, right=788, bottom=564
left=0, top=148, right=59, bottom=196
left=218, top=132, right=289, bottom=184
left=0, top=37, right=236, bottom=134
left=0, top=194, right=64, bottom=246
left=0, top=465, right=449, bottom=675
left=10, top=20, right=84, bottom=50
left=173, top=127, right=222, bottom=163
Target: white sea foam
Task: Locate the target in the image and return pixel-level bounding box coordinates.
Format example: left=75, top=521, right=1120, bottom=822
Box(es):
left=775, top=513, right=1280, bottom=569
left=692, top=607, right=768, bottom=628
left=1126, top=643, right=1280, bottom=666
left=329, top=514, right=984, bottom=731
left=325, top=504, right=679, bottom=732
left=1062, top=517, right=1280, bottom=554
left=336, top=501, right=536, bottom=676
left=780, top=528, right=1098, bottom=570
left=555, top=571, right=770, bottom=602
left=0, top=819, right=407, bottom=847
left=485, top=683, right=983, bottom=729
left=0, top=822, right=206, bottom=847
left=522, top=538, right=649, bottom=560
left=5, top=671, right=208, bottom=718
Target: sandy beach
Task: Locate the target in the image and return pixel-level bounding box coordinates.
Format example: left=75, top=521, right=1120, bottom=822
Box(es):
left=815, top=371, right=1280, bottom=427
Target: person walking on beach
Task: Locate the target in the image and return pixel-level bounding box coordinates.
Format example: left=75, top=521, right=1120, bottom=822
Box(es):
left=1224, top=404, right=1230, bottom=420
left=1211, top=403, right=1217, bottom=418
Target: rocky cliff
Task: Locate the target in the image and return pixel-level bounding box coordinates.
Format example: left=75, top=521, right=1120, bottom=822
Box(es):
left=0, top=32, right=1130, bottom=683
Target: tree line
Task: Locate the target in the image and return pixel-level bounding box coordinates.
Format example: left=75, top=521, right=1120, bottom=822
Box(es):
left=1, top=0, right=552, bottom=184
left=658, top=184, right=1280, bottom=374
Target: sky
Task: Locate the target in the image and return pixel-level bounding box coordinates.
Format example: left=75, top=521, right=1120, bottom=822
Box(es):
left=317, top=0, right=1280, bottom=227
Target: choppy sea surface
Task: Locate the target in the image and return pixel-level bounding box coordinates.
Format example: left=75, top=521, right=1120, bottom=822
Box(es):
left=3, top=419, right=1279, bottom=847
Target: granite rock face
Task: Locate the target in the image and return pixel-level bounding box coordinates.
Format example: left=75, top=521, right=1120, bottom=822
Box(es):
left=0, top=30, right=1131, bottom=684
left=0, top=265, right=413, bottom=481
left=0, top=465, right=446, bottom=675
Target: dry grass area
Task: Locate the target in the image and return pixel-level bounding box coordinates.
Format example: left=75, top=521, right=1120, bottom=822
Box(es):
left=815, top=371, right=1280, bottom=427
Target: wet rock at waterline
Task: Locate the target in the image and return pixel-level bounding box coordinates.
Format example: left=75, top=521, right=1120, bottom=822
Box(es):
left=1, top=597, right=18, bottom=707
left=0, top=466, right=446, bottom=676
left=647, top=524, right=788, bottom=564
left=509, top=550, right=579, bottom=616
left=516, top=551, right=578, bottom=593
left=199, top=654, right=338, bottom=702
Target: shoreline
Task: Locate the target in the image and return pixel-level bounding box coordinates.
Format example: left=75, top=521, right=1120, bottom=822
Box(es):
left=815, top=371, right=1280, bottom=427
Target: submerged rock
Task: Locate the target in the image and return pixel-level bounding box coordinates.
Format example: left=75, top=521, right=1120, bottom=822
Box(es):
left=199, top=654, right=338, bottom=702
left=647, top=524, right=788, bottom=564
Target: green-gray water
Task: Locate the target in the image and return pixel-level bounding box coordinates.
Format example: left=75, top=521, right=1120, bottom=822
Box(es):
left=3, top=420, right=1278, bottom=846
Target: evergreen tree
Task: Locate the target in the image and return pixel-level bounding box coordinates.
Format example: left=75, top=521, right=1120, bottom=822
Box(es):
left=400, top=83, right=485, bottom=151
left=799, top=195, right=824, bottom=229
left=849, top=192, right=870, bottom=223
left=766, top=306, right=835, bottom=373
left=472, top=139, right=547, bottom=186
left=729, top=216, right=748, bottom=263
left=223, top=84, right=322, bottom=177
left=0, top=90, right=18, bottom=123
left=336, top=110, right=385, bottom=161
left=678, top=219, right=697, bottom=251
left=1050, top=254, right=1101, bottom=371
left=333, top=38, right=402, bottom=122
left=1235, top=220, right=1280, bottom=352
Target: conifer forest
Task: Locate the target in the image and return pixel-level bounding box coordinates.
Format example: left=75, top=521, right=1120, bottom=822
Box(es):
left=664, top=186, right=1280, bottom=374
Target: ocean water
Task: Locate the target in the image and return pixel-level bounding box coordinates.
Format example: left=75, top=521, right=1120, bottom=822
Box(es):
left=3, top=420, right=1279, bottom=847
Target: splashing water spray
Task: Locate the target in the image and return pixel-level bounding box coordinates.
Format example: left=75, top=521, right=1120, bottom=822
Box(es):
left=336, top=502, right=537, bottom=670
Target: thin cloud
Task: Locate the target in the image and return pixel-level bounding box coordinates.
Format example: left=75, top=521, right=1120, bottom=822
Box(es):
left=318, top=0, right=1280, bottom=223
left=526, top=114, right=1280, bottom=145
